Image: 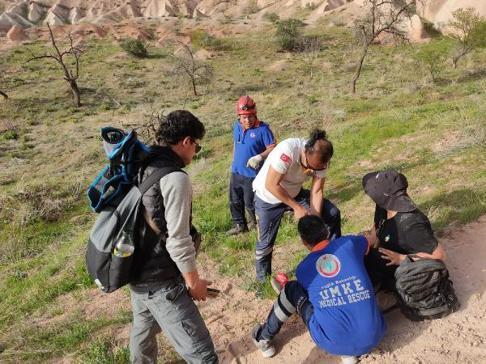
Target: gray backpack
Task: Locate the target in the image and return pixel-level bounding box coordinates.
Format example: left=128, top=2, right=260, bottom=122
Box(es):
left=394, top=257, right=460, bottom=321
left=86, top=167, right=176, bottom=293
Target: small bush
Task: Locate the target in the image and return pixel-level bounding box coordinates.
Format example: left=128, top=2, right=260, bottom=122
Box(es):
left=2, top=130, right=18, bottom=140
left=276, top=18, right=305, bottom=51
left=189, top=30, right=232, bottom=51
left=245, top=0, right=259, bottom=15
left=263, top=12, right=280, bottom=23
left=295, top=35, right=322, bottom=52
left=120, top=38, right=148, bottom=58
left=414, top=39, right=452, bottom=83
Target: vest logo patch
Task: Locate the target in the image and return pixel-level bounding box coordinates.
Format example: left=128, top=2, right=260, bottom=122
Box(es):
left=316, top=254, right=341, bottom=278
left=280, top=153, right=291, bottom=164
left=250, top=132, right=256, bottom=138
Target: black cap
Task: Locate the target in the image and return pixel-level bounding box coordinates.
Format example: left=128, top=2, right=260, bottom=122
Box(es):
left=362, top=169, right=416, bottom=212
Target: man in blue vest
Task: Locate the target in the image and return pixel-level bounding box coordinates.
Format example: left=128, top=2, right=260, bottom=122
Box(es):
left=252, top=215, right=386, bottom=363
left=227, top=95, right=276, bottom=235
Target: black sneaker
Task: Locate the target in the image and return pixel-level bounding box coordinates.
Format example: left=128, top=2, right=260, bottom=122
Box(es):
left=226, top=224, right=248, bottom=236
left=251, top=324, right=276, bottom=358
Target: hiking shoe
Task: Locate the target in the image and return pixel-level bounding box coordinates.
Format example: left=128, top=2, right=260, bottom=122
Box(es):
left=270, top=272, right=289, bottom=294
left=341, top=355, right=358, bottom=364
left=226, top=224, right=248, bottom=236
left=251, top=324, right=276, bottom=358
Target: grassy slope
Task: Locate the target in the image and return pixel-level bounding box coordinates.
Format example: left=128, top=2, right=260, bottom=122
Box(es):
left=0, top=18, right=485, bottom=362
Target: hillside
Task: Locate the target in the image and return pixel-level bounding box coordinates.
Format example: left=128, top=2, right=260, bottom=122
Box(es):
left=0, top=9, right=485, bottom=364
left=2, top=0, right=486, bottom=41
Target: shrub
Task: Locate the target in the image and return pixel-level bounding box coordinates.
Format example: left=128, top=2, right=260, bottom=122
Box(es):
left=276, top=19, right=305, bottom=51
left=120, top=38, right=148, bottom=58
left=189, top=30, right=231, bottom=51
left=2, top=130, right=18, bottom=140
left=263, top=12, right=280, bottom=23
left=245, top=0, right=259, bottom=15
left=295, top=35, right=322, bottom=52
left=414, top=39, right=452, bottom=83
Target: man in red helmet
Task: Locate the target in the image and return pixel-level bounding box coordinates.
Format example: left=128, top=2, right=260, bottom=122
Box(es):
left=227, top=96, right=276, bottom=235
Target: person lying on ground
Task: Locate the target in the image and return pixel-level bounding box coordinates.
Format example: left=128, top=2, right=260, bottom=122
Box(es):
left=251, top=215, right=386, bottom=363
left=362, top=169, right=446, bottom=291
left=252, top=129, right=341, bottom=282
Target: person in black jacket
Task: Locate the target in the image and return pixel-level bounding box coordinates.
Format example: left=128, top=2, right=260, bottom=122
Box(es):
left=362, top=169, right=446, bottom=291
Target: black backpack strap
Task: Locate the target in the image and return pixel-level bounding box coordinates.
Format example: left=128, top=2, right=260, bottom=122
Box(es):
left=139, top=167, right=181, bottom=196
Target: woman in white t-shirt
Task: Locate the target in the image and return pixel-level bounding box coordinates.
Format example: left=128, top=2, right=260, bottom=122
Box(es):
left=252, top=129, right=341, bottom=282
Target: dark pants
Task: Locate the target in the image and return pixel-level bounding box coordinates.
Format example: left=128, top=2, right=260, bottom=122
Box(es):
left=364, top=248, right=398, bottom=291
left=255, top=189, right=341, bottom=281
left=229, top=173, right=256, bottom=226
left=258, top=281, right=313, bottom=340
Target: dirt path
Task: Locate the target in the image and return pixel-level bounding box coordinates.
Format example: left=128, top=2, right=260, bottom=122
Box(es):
left=197, top=216, right=486, bottom=363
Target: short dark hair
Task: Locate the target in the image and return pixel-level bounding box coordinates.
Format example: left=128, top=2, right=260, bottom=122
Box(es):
left=155, top=110, right=205, bottom=145
left=297, top=215, right=330, bottom=246
left=305, top=129, right=333, bottom=164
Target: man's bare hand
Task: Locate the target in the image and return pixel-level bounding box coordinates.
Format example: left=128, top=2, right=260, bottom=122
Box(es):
left=293, top=205, right=310, bottom=220
left=187, top=278, right=212, bottom=301
left=379, top=248, right=406, bottom=266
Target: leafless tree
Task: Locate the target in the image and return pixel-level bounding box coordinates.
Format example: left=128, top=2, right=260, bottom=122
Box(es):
left=170, top=42, right=213, bottom=96
left=300, top=35, right=322, bottom=79
left=138, top=108, right=166, bottom=144
left=27, top=24, right=84, bottom=107
left=351, top=0, right=414, bottom=93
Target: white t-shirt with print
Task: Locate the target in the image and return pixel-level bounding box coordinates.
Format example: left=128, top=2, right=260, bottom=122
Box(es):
left=252, top=138, right=327, bottom=204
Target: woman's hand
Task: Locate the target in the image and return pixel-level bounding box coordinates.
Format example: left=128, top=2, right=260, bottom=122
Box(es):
left=379, top=248, right=406, bottom=266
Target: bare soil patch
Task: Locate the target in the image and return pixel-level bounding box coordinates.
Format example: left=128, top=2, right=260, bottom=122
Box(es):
left=45, top=215, right=486, bottom=362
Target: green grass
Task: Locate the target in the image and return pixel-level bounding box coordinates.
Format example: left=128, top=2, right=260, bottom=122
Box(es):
left=0, top=19, right=485, bottom=362
left=81, top=339, right=130, bottom=364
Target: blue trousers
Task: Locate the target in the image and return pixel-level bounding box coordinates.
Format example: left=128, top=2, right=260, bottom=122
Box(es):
left=229, top=173, right=256, bottom=226
left=254, top=189, right=341, bottom=281
left=257, top=280, right=313, bottom=340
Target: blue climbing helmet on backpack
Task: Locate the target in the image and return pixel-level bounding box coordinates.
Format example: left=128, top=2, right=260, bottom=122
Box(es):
left=87, top=127, right=150, bottom=213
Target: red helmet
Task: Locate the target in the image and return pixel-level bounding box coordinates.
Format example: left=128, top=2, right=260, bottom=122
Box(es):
left=236, top=95, right=257, bottom=116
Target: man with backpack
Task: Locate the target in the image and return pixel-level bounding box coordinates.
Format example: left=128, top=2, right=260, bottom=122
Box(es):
left=252, top=215, right=386, bottom=363
left=362, top=169, right=459, bottom=320
left=226, top=95, right=276, bottom=235
left=129, top=110, right=218, bottom=363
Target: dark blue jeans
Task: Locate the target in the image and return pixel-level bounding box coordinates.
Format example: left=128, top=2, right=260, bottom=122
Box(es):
left=229, top=173, right=256, bottom=226
left=258, top=280, right=314, bottom=340
left=254, top=189, right=341, bottom=281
